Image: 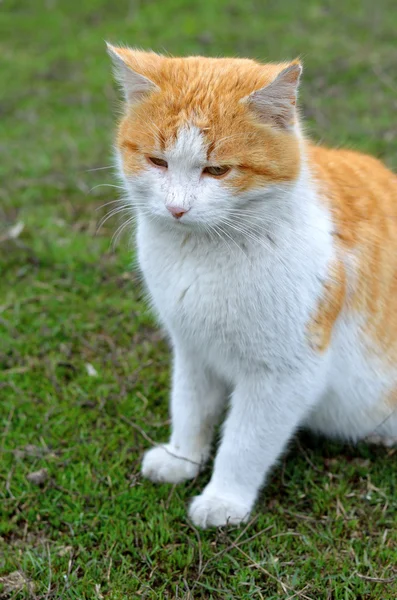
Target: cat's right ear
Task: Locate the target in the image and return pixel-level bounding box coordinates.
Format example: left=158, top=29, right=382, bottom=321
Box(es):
left=244, top=62, right=302, bottom=130
left=106, top=43, right=160, bottom=104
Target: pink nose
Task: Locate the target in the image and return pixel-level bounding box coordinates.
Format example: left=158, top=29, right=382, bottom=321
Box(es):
left=166, top=205, right=189, bottom=219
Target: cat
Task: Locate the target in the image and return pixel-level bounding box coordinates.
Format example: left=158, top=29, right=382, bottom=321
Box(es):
left=107, top=44, right=397, bottom=528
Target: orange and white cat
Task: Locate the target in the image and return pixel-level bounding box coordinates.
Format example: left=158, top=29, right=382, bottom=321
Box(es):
left=107, top=44, right=397, bottom=528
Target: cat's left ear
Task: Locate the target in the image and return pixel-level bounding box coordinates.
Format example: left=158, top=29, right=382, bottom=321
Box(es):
left=245, top=62, right=302, bottom=130
left=106, top=43, right=160, bottom=104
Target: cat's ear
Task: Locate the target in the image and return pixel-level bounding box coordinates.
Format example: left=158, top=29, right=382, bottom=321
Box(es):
left=106, top=43, right=160, bottom=104
left=245, top=62, right=302, bottom=130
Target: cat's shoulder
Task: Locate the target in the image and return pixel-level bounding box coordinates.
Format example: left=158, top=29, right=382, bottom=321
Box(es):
left=307, top=143, right=396, bottom=182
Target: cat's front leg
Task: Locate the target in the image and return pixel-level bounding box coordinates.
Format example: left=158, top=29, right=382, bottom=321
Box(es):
left=142, top=345, right=227, bottom=484
left=189, top=367, right=325, bottom=527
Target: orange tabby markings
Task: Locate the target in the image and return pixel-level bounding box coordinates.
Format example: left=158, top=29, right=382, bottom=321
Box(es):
left=113, top=51, right=301, bottom=188
left=309, top=146, right=397, bottom=358
left=308, top=260, right=346, bottom=352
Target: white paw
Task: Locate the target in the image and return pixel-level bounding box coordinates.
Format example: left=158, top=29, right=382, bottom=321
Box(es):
left=141, top=445, right=200, bottom=484
left=189, top=491, right=251, bottom=528
left=365, top=434, right=397, bottom=448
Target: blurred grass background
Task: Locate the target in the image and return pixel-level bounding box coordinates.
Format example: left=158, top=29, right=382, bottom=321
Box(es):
left=1, top=0, right=397, bottom=598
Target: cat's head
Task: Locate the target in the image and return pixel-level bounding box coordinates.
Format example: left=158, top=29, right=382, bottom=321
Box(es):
left=108, top=45, right=302, bottom=230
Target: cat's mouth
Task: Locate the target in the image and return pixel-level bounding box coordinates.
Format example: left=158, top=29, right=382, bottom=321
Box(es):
left=163, top=212, right=206, bottom=232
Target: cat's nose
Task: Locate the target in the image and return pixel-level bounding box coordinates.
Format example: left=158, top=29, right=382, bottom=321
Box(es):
left=166, top=205, right=189, bottom=219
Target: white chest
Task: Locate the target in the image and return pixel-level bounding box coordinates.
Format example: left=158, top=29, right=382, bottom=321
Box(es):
left=136, top=219, right=332, bottom=376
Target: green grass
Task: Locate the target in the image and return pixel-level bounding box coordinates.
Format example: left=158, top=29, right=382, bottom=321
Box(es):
left=1, top=0, right=397, bottom=598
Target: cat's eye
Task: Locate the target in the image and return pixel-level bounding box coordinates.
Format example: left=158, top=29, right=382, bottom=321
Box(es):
left=148, top=156, right=168, bottom=169
left=203, top=165, right=231, bottom=177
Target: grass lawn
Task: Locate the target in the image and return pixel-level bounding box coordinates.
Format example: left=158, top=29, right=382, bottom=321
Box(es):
left=1, top=0, right=397, bottom=598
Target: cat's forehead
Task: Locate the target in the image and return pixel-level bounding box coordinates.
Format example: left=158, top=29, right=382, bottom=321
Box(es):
left=144, top=57, right=290, bottom=124
left=112, top=48, right=301, bottom=157
left=120, top=54, right=291, bottom=132
left=122, top=59, right=279, bottom=157
left=115, top=51, right=286, bottom=97
left=165, top=125, right=207, bottom=165
left=153, top=56, right=281, bottom=95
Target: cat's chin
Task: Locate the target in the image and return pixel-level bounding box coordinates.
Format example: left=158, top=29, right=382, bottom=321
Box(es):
left=150, top=213, right=211, bottom=233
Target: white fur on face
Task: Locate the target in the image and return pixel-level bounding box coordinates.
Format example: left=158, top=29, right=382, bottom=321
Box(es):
left=119, top=125, right=267, bottom=229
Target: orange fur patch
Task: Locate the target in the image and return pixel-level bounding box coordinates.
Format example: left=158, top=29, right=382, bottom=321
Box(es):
left=114, top=51, right=301, bottom=189
left=387, top=388, right=397, bottom=408
left=309, top=145, right=397, bottom=356
left=307, top=260, right=346, bottom=352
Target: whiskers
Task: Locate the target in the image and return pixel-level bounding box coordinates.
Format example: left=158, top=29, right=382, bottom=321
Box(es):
left=196, top=211, right=277, bottom=259
left=89, top=183, right=126, bottom=193
left=96, top=202, right=134, bottom=234
left=95, top=191, right=156, bottom=250
left=86, top=165, right=115, bottom=173
left=110, top=212, right=138, bottom=249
